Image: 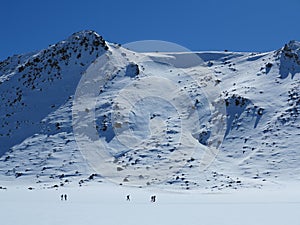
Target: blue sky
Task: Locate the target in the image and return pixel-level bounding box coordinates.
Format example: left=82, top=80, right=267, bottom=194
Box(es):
left=1, top=0, right=300, bottom=60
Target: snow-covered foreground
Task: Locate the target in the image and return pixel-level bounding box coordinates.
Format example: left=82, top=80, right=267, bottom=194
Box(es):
left=0, top=184, right=299, bottom=225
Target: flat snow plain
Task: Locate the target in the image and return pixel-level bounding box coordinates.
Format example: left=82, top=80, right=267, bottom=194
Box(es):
left=0, top=182, right=299, bottom=225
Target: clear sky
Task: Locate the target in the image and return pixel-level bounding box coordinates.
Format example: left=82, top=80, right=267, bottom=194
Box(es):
left=1, top=0, right=300, bottom=60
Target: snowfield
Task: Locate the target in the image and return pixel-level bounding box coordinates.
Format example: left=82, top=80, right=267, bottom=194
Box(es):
left=0, top=30, right=300, bottom=225
left=1, top=183, right=300, bottom=225
left=1, top=31, right=299, bottom=189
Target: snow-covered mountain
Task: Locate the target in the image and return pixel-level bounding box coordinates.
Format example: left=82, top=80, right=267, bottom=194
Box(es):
left=0, top=31, right=299, bottom=190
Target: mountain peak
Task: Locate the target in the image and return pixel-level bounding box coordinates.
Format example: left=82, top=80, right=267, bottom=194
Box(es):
left=285, top=40, right=300, bottom=50
left=282, top=40, right=300, bottom=60
left=66, top=30, right=108, bottom=50
left=0, top=30, right=109, bottom=158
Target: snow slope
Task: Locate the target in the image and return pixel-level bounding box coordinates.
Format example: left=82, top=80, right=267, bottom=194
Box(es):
left=0, top=31, right=299, bottom=191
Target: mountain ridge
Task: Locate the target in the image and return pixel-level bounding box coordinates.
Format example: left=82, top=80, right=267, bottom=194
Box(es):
left=0, top=31, right=299, bottom=190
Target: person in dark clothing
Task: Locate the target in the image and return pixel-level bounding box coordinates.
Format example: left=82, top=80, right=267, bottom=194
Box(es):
left=151, top=195, right=156, bottom=202
left=126, top=195, right=130, bottom=201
